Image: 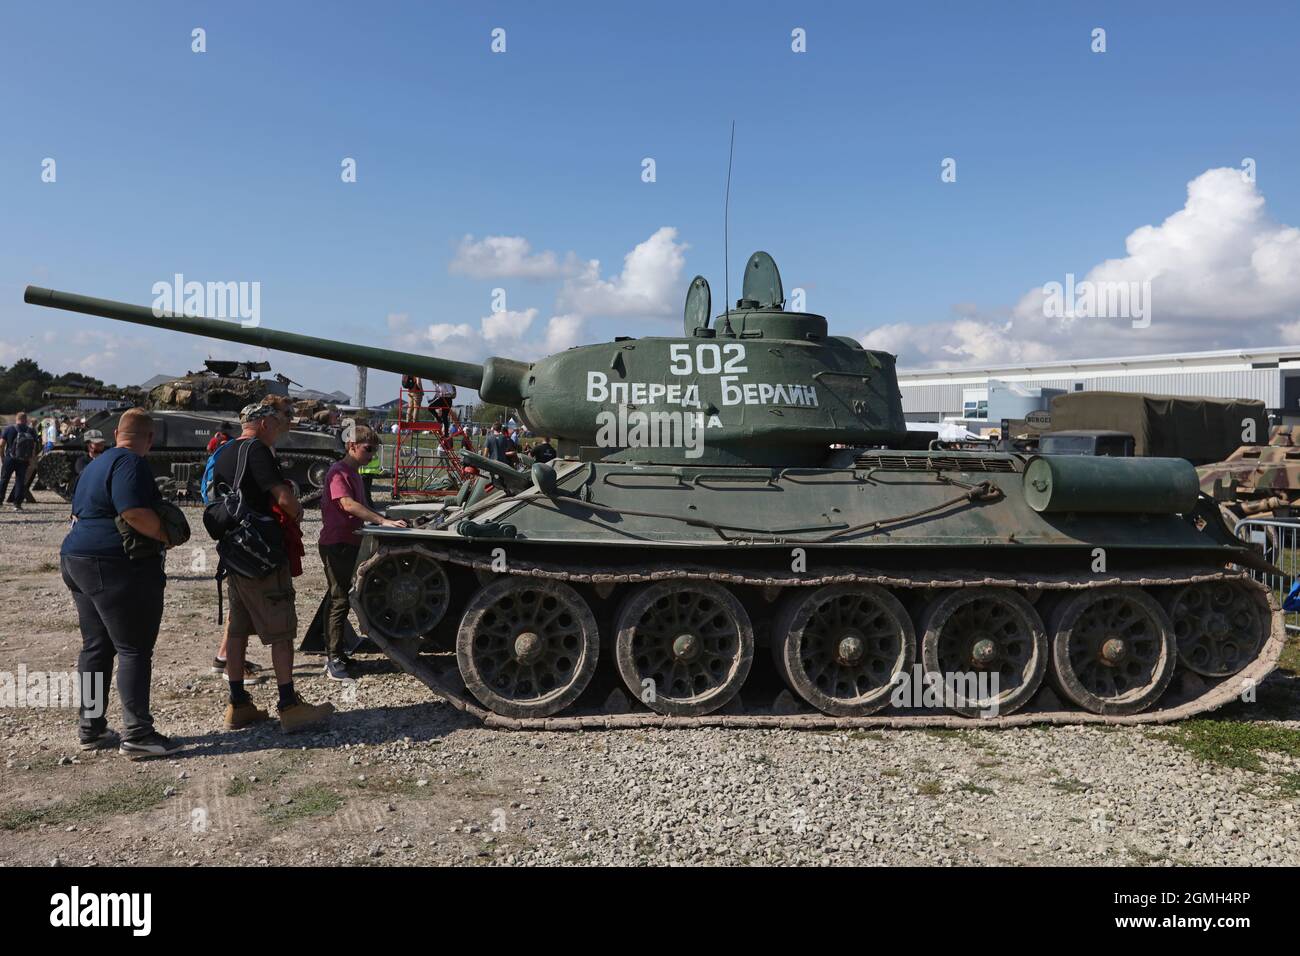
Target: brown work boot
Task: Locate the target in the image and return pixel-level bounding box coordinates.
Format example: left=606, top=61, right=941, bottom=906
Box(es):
left=278, top=695, right=334, bottom=734
left=224, top=700, right=271, bottom=730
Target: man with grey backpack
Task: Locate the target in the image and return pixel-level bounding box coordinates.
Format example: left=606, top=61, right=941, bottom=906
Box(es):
left=0, top=411, right=39, bottom=510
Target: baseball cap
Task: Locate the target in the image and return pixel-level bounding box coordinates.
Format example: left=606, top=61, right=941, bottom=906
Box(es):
left=83, top=429, right=106, bottom=444
left=240, top=402, right=287, bottom=423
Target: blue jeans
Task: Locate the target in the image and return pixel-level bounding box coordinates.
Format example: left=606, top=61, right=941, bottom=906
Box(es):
left=60, top=554, right=166, bottom=742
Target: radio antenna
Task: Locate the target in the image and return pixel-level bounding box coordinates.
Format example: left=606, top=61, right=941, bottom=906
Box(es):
left=724, top=121, right=735, bottom=315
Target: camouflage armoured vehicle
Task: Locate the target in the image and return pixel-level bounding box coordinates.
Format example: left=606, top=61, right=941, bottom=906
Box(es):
left=25, top=261, right=1283, bottom=729
left=36, top=359, right=345, bottom=505
left=1198, top=425, right=1300, bottom=524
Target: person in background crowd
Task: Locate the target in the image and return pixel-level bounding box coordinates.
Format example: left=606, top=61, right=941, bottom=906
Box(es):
left=215, top=398, right=333, bottom=733
left=318, top=425, right=407, bottom=680
left=42, top=416, right=58, bottom=451
left=61, top=408, right=185, bottom=758
left=206, top=428, right=234, bottom=455
left=531, top=436, right=557, bottom=464
left=401, top=374, right=424, bottom=423
left=485, top=422, right=511, bottom=463
left=0, top=411, right=39, bottom=511
left=58, top=416, right=73, bottom=440
left=69, top=429, right=108, bottom=499
left=356, top=431, right=384, bottom=499
left=428, top=383, right=458, bottom=433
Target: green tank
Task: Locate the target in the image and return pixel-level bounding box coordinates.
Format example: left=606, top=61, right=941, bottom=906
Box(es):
left=24, top=257, right=1283, bottom=729
left=36, top=359, right=345, bottom=505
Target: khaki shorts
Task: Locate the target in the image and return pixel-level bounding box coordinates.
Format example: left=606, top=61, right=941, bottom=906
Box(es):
left=226, top=565, right=297, bottom=646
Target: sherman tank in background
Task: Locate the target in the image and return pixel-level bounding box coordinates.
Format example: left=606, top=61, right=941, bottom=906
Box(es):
left=36, top=359, right=345, bottom=505
left=24, top=260, right=1283, bottom=729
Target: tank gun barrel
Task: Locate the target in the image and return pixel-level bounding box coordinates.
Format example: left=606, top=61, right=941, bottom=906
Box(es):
left=23, top=286, right=526, bottom=404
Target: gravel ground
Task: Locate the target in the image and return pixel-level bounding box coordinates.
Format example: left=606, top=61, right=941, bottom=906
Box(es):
left=2, top=491, right=1299, bottom=867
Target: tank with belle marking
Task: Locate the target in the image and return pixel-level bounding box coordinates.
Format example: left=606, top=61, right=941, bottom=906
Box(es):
left=24, top=255, right=1283, bottom=729
left=34, top=357, right=344, bottom=505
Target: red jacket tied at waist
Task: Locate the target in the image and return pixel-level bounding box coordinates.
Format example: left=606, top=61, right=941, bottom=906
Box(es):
left=271, top=504, right=305, bottom=577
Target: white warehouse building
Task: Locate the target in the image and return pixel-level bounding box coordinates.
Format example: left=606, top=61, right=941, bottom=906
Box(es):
left=896, top=346, right=1300, bottom=423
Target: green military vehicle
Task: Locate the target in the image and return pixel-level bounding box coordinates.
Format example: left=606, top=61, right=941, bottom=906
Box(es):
left=1198, top=424, right=1300, bottom=524
left=37, top=359, right=345, bottom=505
left=25, top=256, right=1281, bottom=729
left=1041, top=392, right=1268, bottom=466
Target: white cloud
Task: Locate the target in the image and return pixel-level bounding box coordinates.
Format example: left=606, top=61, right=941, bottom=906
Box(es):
left=481, top=308, right=537, bottom=345
left=556, top=226, right=687, bottom=318
left=388, top=227, right=687, bottom=370
left=865, top=167, right=1300, bottom=367
left=449, top=235, right=588, bottom=280
left=543, top=313, right=584, bottom=353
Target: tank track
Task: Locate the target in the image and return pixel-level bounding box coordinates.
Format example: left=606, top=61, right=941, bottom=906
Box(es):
left=36, top=449, right=335, bottom=507
left=355, top=543, right=1286, bottom=731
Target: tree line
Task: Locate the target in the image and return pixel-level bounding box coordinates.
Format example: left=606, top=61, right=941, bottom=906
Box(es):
left=0, top=358, right=112, bottom=414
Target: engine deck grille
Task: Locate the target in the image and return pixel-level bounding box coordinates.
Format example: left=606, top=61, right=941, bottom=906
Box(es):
left=854, top=453, right=1019, bottom=474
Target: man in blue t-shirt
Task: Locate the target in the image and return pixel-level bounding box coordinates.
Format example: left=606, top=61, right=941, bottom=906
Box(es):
left=0, top=411, right=39, bottom=510
left=60, top=408, right=185, bottom=760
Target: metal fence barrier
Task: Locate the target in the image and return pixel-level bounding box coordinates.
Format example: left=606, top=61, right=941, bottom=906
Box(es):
left=1233, top=517, right=1300, bottom=633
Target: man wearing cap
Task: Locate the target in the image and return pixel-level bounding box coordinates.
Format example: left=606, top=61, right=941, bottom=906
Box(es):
left=214, top=398, right=333, bottom=733
left=69, top=429, right=108, bottom=498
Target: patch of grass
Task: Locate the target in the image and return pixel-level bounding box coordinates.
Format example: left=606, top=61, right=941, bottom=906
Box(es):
left=0, top=780, right=172, bottom=831
left=1050, top=777, right=1088, bottom=794
left=1155, top=719, right=1300, bottom=773
left=922, top=728, right=961, bottom=739
left=224, top=753, right=307, bottom=798
left=880, top=768, right=902, bottom=778
left=1127, top=846, right=1168, bottom=864
left=976, top=758, right=1001, bottom=769
left=1280, top=633, right=1300, bottom=677
left=957, top=782, right=994, bottom=796
left=36, top=560, right=59, bottom=573
left=1276, top=772, right=1300, bottom=798
left=846, top=730, right=885, bottom=741
left=917, top=780, right=943, bottom=796
left=260, top=784, right=344, bottom=825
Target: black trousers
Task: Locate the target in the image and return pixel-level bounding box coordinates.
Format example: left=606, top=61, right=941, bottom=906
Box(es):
left=319, top=542, right=360, bottom=658
left=0, top=457, right=27, bottom=504
left=60, top=554, right=166, bottom=742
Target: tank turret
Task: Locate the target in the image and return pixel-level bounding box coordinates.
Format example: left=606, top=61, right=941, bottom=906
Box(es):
left=26, top=252, right=906, bottom=466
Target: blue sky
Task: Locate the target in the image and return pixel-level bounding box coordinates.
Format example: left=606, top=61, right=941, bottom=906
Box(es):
left=3, top=1, right=1300, bottom=399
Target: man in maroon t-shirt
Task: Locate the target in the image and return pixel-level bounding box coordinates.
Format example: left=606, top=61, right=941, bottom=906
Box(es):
left=318, top=425, right=407, bottom=680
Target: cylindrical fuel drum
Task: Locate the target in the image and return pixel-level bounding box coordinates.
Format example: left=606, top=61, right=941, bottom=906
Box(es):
left=1022, top=455, right=1200, bottom=514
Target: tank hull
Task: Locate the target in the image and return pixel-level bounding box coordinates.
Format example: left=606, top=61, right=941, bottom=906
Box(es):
left=349, top=453, right=1282, bottom=728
